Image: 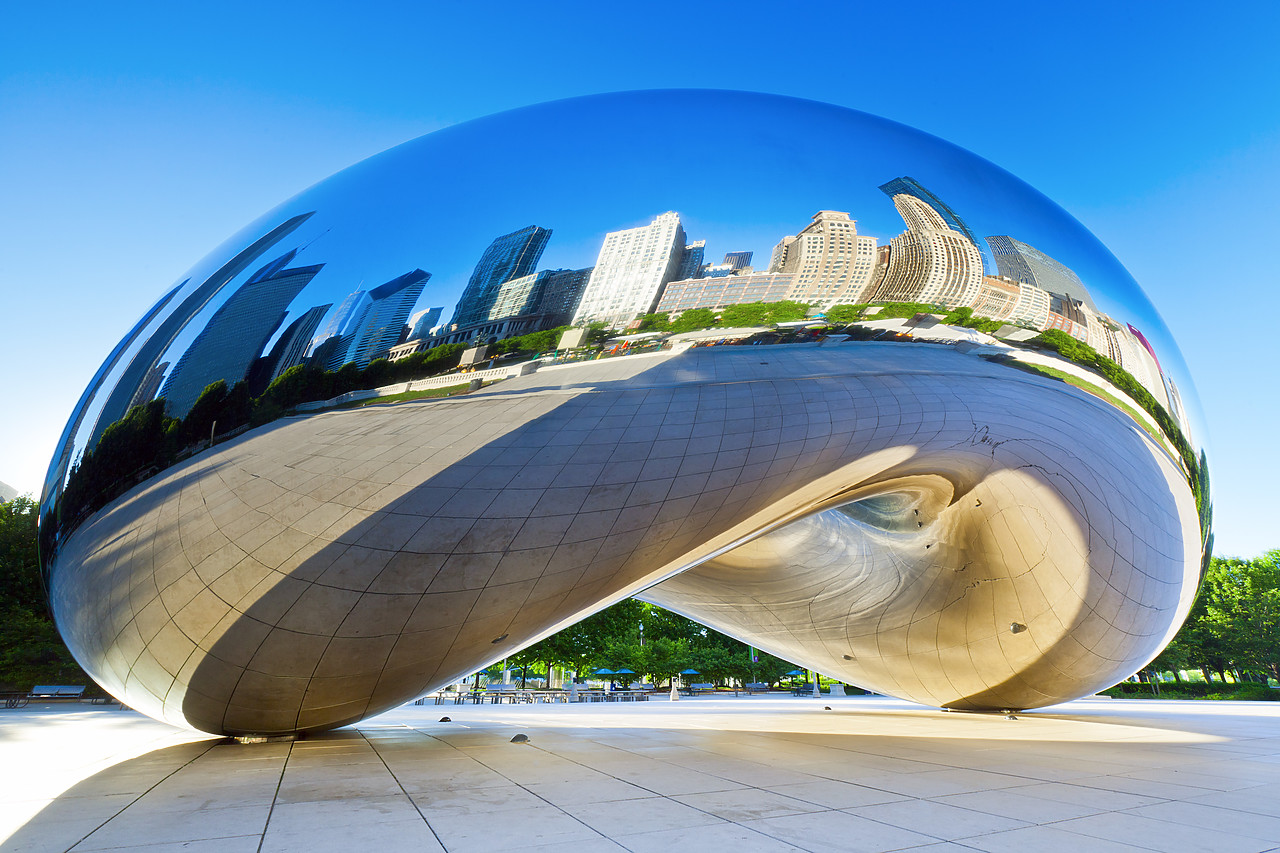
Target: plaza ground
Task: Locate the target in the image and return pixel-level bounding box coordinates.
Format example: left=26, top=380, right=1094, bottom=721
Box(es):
left=2, top=695, right=1279, bottom=852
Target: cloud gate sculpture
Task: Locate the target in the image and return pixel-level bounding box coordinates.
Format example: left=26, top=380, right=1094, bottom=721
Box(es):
left=40, top=91, right=1210, bottom=735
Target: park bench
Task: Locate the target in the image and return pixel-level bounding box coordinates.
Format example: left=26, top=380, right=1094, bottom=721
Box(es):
left=745, top=682, right=772, bottom=694
left=683, top=683, right=716, bottom=695
left=2, top=692, right=29, bottom=709
left=28, top=685, right=86, bottom=701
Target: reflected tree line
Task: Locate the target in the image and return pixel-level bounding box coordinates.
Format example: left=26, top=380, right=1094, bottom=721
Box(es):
left=48, top=326, right=575, bottom=549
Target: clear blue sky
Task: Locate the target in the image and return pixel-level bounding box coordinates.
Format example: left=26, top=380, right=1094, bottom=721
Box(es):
left=2, top=1, right=1277, bottom=558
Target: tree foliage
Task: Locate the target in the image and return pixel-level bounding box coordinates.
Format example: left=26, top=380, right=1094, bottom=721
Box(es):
left=0, top=496, right=91, bottom=690
left=1150, top=551, right=1280, bottom=685
left=506, top=598, right=804, bottom=688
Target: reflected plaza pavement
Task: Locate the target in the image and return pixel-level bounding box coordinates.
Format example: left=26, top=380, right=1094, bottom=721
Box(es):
left=4, top=696, right=1280, bottom=853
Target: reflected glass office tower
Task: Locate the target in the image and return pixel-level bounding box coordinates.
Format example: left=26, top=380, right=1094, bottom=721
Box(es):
left=987, top=235, right=1098, bottom=311
left=160, top=253, right=324, bottom=417
left=343, top=270, right=430, bottom=367
left=407, top=306, right=444, bottom=342
left=40, top=92, right=1209, bottom=738
left=450, top=226, right=552, bottom=328
left=677, top=240, right=705, bottom=280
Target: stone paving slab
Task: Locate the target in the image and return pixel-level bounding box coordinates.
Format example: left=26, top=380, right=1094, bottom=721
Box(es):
left=2, top=696, right=1279, bottom=852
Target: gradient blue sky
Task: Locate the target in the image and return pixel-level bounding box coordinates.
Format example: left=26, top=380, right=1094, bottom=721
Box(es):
left=2, top=1, right=1277, bottom=558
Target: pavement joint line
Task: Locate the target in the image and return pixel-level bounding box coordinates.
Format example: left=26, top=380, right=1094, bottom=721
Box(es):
left=356, top=727, right=448, bottom=852
left=65, top=739, right=221, bottom=853
left=253, top=736, right=294, bottom=853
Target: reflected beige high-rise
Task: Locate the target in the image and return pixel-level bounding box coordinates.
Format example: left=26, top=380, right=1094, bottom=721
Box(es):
left=770, top=211, right=879, bottom=306
left=874, top=194, right=984, bottom=307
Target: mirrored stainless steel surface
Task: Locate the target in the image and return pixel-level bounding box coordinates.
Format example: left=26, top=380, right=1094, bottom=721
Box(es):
left=39, top=91, right=1209, bottom=734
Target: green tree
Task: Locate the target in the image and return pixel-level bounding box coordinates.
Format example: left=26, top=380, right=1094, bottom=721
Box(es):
left=825, top=304, right=867, bottom=326
left=635, top=313, right=671, bottom=333
left=1202, top=551, right=1280, bottom=682
left=667, top=308, right=716, bottom=333
left=0, top=497, right=91, bottom=691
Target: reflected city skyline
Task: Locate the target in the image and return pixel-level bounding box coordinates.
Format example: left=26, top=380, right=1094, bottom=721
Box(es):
left=36, top=91, right=1211, bottom=735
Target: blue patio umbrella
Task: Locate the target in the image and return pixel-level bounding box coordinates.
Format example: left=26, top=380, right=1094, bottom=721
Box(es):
left=593, top=668, right=614, bottom=676
left=786, top=669, right=805, bottom=676
left=614, top=668, right=636, bottom=675
left=680, top=669, right=700, bottom=675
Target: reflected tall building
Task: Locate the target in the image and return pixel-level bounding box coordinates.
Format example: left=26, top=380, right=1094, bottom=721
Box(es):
left=873, top=195, right=983, bottom=307
left=342, top=270, right=431, bottom=367
left=986, top=236, right=1096, bottom=311
left=879, top=177, right=990, bottom=272
left=260, top=304, right=332, bottom=388
left=535, top=267, right=592, bottom=325
left=677, top=241, right=706, bottom=280
left=450, top=226, right=552, bottom=328
left=160, top=252, right=324, bottom=417
left=573, top=212, right=687, bottom=326
left=407, top=306, right=443, bottom=342
left=87, top=213, right=314, bottom=447
left=486, top=266, right=592, bottom=325
left=769, top=211, right=878, bottom=306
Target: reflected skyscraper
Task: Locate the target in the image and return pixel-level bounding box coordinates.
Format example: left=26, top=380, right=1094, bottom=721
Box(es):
left=342, top=270, right=430, bottom=367
left=258, top=304, right=332, bottom=389
left=677, top=240, right=705, bottom=280
left=534, top=268, right=592, bottom=326
left=160, top=252, right=324, bottom=417
left=407, top=306, right=443, bottom=342
left=769, top=211, right=878, bottom=306
left=986, top=235, right=1097, bottom=311
left=879, top=176, right=990, bottom=271
left=450, top=226, right=552, bottom=328
left=873, top=195, right=983, bottom=307
left=574, top=211, right=688, bottom=326
left=87, top=213, right=314, bottom=447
